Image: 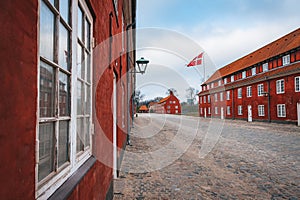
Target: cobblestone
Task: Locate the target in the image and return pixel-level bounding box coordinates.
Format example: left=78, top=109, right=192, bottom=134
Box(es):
left=114, top=114, right=300, bottom=199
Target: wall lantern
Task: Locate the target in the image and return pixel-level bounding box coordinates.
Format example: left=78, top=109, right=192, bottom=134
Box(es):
left=135, top=57, right=149, bottom=74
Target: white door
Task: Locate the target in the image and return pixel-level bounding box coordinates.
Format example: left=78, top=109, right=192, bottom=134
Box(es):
left=221, top=107, right=224, bottom=119
left=248, top=105, right=252, bottom=122
left=297, top=103, right=300, bottom=126
left=113, top=73, right=117, bottom=178
left=204, top=108, right=207, bottom=118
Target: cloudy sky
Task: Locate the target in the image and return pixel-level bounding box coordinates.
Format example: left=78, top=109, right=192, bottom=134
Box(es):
left=135, top=0, right=300, bottom=102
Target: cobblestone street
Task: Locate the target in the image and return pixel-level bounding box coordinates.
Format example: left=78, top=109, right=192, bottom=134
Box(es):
left=114, top=114, right=300, bottom=200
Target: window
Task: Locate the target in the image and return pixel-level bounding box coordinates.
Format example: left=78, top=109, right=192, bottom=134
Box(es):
left=38, top=0, right=93, bottom=197
left=169, top=101, right=172, bottom=104
left=258, top=105, right=265, bottom=116
left=238, top=105, right=242, bottom=115
left=226, top=91, right=230, bottom=100
left=276, top=79, right=285, bottom=94
left=224, top=78, right=227, bottom=84
left=208, top=95, right=211, bottom=103
left=218, top=80, right=221, bottom=86
left=277, top=104, right=286, bottom=117
left=252, top=67, right=256, bottom=76
left=173, top=101, right=176, bottom=104
left=215, top=107, right=218, bottom=114
left=204, top=96, right=206, bottom=103
left=211, top=83, right=214, bottom=88
left=282, top=54, right=290, bottom=66
left=175, top=106, right=178, bottom=109
left=247, top=86, right=252, bottom=97
left=214, top=93, right=218, bottom=102
left=296, top=76, right=300, bottom=92
left=167, top=105, right=171, bottom=109
left=207, top=85, right=210, bottom=90
left=238, top=88, right=242, bottom=99
left=242, top=71, right=246, bottom=79
left=263, top=63, right=268, bottom=72
left=227, top=106, right=230, bottom=115
left=175, top=110, right=178, bottom=114
left=208, top=107, right=211, bottom=114
left=231, top=75, right=234, bottom=82
left=200, top=97, right=202, bottom=104
left=220, top=92, right=224, bottom=101
left=200, top=108, right=203, bottom=114
left=258, top=84, right=264, bottom=96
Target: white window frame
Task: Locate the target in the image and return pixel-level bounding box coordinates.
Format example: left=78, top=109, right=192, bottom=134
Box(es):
left=203, top=96, right=206, bottom=103
left=258, top=84, right=264, bottom=96
left=208, top=95, right=210, bottom=103
left=263, top=63, right=268, bottom=72
left=218, top=80, right=221, bottom=86
left=226, top=91, right=230, bottom=100
left=215, top=107, right=218, bottom=114
left=214, top=93, right=218, bottom=102
left=208, top=107, right=211, bottom=114
left=200, top=108, right=203, bottom=115
left=175, top=105, right=178, bottom=109
left=277, top=104, right=286, bottom=117
left=242, top=71, right=246, bottom=79
left=227, top=106, right=230, bottom=115
left=295, top=76, right=300, bottom=92
left=238, top=105, right=242, bottom=115
left=211, top=83, right=214, bottom=88
left=224, top=78, right=227, bottom=84
left=207, top=84, right=210, bottom=90
left=258, top=105, right=265, bottom=116
left=238, top=88, right=242, bottom=99
left=276, top=79, right=285, bottom=94
left=252, top=67, right=256, bottom=76
left=220, top=92, right=224, bottom=101
left=36, top=0, right=93, bottom=199
left=231, top=75, right=234, bottom=82
left=246, top=86, right=252, bottom=97
left=282, top=54, right=290, bottom=66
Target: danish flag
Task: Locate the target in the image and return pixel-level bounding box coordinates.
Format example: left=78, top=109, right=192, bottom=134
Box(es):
left=187, top=52, right=203, bottom=67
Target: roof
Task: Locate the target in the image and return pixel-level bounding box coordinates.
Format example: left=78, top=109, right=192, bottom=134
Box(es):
left=204, top=28, right=300, bottom=85
left=139, top=105, right=148, bottom=111
left=148, top=102, right=157, bottom=107
left=199, top=61, right=300, bottom=96
left=158, top=96, right=171, bottom=104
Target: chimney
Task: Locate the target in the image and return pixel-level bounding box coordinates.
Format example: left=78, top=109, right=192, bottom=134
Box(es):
left=170, top=91, right=173, bottom=95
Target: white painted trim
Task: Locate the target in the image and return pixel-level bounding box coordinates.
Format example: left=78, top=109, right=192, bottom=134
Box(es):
left=113, top=72, right=117, bottom=179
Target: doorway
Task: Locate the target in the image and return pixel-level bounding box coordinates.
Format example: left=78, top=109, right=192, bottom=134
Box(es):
left=248, top=105, right=252, bottom=122
left=297, top=103, right=300, bottom=126
left=221, top=107, right=224, bottom=119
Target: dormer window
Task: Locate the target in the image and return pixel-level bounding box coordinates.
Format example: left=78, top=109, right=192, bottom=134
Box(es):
left=252, top=67, right=256, bottom=76
left=231, top=75, right=234, bottom=82
left=282, top=54, right=290, bottom=66
left=224, top=78, right=227, bottom=84
left=218, top=80, right=221, bottom=86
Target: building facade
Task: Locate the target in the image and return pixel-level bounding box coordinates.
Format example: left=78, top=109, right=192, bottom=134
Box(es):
left=150, top=92, right=182, bottom=114
left=199, top=28, right=300, bottom=125
left=0, top=0, right=136, bottom=199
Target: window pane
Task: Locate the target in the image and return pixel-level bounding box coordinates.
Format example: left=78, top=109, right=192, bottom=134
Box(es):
left=76, top=117, right=84, bottom=153
left=85, top=19, right=91, bottom=49
left=38, top=123, right=55, bottom=181
left=85, top=52, right=91, bottom=82
left=77, top=80, right=84, bottom=115
left=40, top=62, right=55, bottom=117
left=85, top=117, right=90, bottom=147
left=58, top=23, right=70, bottom=71
left=85, top=85, right=90, bottom=114
left=59, top=72, right=70, bottom=116
left=58, top=121, right=69, bottom=167
left=49, top=0, right=55, bottom=6
left=77, top=44, right=84, bottom=79
left=40, top=1, right=55, bottom=61
left=59, top=0, right=69, bottom=24
left=78, top=7, right=83, bottom=41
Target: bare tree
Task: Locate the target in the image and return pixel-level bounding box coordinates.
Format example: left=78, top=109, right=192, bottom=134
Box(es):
left=186, top=87, right=198, bottom=105
left=134, top=90, right=145, bottom=108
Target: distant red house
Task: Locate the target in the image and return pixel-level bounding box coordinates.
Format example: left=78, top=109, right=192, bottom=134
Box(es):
left=151, top=92, right=181, bottom=114
left=138, top=105, right=149, bottom=113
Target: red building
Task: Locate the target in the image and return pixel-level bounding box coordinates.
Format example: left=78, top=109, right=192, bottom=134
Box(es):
left=199, top=28, right=300, bottom=125
left=0, top=0, right=136, bottom=199
left=138, top=105, right=149, bottom=113
left=150, top=92, right=181, bottom=114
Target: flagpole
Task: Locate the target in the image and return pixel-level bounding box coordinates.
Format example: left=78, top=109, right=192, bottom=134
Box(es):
left=203, top=52, right=206, bottom=83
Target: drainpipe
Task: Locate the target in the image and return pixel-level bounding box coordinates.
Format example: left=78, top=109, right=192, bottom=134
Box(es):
left=232, top=88, right=235, bottom=120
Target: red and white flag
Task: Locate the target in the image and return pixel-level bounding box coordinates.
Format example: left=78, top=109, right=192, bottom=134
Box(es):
left=187, top=52, right=203, bottom=67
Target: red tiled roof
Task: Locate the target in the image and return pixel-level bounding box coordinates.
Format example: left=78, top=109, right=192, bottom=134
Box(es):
left=204, top=28, right=300, bottom=85
left=158, top=96, right=170, bottom=104
left=139, top=105, right=148, bottom=111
